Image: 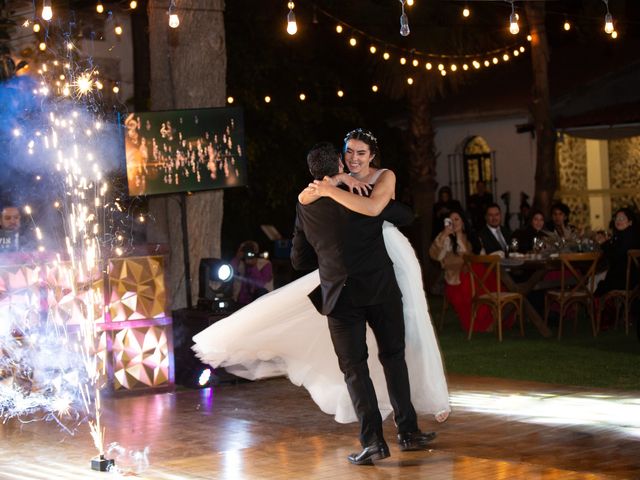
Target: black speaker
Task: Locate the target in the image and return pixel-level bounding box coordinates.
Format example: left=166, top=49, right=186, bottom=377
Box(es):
left=172, top=308, right=244, bottom=387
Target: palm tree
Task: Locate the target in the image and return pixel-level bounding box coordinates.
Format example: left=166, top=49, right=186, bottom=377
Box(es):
left=524, top=1, right=556, bottom=216
left=146, top=0, right=226, bottom=309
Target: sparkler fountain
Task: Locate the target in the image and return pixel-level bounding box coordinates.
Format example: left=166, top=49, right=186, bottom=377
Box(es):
left=0, top=75, right=121, bottom=471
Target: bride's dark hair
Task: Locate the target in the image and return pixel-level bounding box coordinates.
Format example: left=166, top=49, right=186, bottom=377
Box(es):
left=343, top=128, right=380, bottom=166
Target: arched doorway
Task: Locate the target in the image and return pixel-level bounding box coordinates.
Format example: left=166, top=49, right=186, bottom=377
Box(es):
left=463, top=136, right=494, bottom=202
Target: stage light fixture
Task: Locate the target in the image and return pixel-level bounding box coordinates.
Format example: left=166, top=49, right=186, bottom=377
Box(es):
left=197, top=258, right=234, bottom=312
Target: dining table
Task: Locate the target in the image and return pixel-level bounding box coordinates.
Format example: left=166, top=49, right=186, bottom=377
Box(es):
left=499, top=254, right=563, bottom=338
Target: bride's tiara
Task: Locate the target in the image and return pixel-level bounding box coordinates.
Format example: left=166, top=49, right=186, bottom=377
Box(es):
left=344, top=128, right=377, bottom=145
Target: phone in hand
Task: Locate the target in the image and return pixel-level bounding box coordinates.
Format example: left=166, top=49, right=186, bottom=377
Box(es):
left=444, top=218, right=453, bottom=228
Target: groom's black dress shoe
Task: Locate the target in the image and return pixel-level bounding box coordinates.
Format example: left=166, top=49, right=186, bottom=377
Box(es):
left=397, top=430, right=437, bottom=451
left=347, top=441, right=390, bottom=465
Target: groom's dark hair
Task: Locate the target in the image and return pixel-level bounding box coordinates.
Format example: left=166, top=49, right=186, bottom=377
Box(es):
left=307, top=142, right=340, bottom=180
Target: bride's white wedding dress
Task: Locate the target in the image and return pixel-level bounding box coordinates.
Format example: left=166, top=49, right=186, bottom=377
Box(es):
left=192, top=223, right=451, bottom=424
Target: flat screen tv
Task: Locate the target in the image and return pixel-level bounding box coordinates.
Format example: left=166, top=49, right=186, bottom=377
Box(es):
left=123, top=106, right=247, bottom=196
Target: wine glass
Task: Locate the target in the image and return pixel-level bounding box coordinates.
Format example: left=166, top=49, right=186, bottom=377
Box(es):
left=510, top=238, right=519, bottom=254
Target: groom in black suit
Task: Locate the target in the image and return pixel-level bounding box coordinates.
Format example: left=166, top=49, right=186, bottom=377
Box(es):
left=291, top=142, right=435, bottom=465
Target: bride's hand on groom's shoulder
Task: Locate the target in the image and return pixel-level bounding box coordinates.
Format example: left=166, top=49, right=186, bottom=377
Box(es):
left=337, top=175, right=372, bottom=196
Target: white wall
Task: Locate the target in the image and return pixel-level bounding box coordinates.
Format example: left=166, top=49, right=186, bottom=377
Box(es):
left=433, top=112, right=537, bottom=228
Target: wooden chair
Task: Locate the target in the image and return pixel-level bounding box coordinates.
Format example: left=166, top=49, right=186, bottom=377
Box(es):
left=596, top=249, right=640, bottom=335
left=543, top=252, right=600, bottom=339
left=463, top=254, right=524, bottom=342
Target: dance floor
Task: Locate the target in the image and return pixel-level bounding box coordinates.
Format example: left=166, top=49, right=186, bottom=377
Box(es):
left=1, top=374, right=639, bottom=479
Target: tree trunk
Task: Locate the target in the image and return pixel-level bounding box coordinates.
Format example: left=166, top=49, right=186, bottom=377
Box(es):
left=407, top=85, right=438, bottom=282
left=147, top=0, right=226, bottom=309
left=524, top=2, right=557, bottom=216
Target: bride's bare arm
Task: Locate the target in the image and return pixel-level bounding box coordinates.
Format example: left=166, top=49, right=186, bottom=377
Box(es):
left=310, top=170, right=396, bottom=216
left=298, top=173, right=371, bottom=205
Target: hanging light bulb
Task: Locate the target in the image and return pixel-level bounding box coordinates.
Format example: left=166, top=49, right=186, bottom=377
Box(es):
left=602, top=0, right=614, bottom=34
left=604, top=13, right=614, bottom=34
left=115, top=24, right=123, bottom=35
left=399, top=0, right=410, bottom=37
left=168, top=0, right=180, bottom=28
left=509, top=2, right=519, bottom=35
left=96, top=1, right=104, bottom=14
left=41, top=0, right=53, bottom=21
left=564, top=20, right=571, bottom=31
left=130, top=0, right=138, bottom=8
left=286, top=2, right=297, bottom=35
left=462, top=5, right=470, bottom=18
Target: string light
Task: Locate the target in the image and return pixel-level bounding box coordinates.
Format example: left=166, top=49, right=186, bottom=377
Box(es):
left=33, top=23, right=41, bottom=32
left=96, top=1, right=104, bottom=14
left=337, top=90, right=344, bottom=97
left=299, top=93, right=306, bottom=101
left=227, top=96, right=234, bottom=104
left=462, top=5, right=470, bottom=18
left=611, top=30, right=618, bottom=39
left=400, top=57, right=407, bottom=65
left=41, top=0, right=53, bottom=21
left=383, top=52, right=390, bottom=60
left=39, top=42, right=47, bottom=51
left=527, top=34, right=532, bottom=41
left=563, top=17, right=571, bottom=31
left=264, top=95, right=271, bottom=103
left=168, top=0, right=180, bottom=28
left=349, top=37, right=357, bottom=46
left=286, top=1, right=297, bottom=35
left=509, top=1, right=519, bottom=35
left=399, top=0, right=410, bottom=37
left=369, top=45, right=377, bottom=54
left=412, top=59, right=419, bottom=67
left=425, top=62, right=432, bottom=70
left=602, top=0, right=614, bottom=34
left=336, top=24, right=343, bottom=33
left=115, top=24, right=123, bottom=36
left=371, top=84, right=378, bottom=92
left=406, top=77, right=413, bottom=85
left=406, top=0, right=414, bottom=6
left=130, top=0, right=137, bottom=8
left=112, top=85, right=120, bottom=93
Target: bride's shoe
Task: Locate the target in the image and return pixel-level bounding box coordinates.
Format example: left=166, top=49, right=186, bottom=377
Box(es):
left=435, top=410, right=450, bottom=423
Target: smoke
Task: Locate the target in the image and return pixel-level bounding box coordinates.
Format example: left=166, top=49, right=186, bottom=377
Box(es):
left=0, top=77, right=127, bottom=452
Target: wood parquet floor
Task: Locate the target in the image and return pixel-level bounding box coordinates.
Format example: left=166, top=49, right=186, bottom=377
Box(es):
left=1, top=374, right=639, bottom=479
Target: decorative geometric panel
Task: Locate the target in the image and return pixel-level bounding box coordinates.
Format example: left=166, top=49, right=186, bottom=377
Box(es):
left=111, top=325, right=171, bottom=390
left=0, top=263, right=44, bottom=336
left=108, top=256, right=167, bottom=322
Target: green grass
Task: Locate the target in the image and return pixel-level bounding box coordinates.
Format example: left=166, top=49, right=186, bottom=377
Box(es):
left=429, top=295, right=640, bottom=390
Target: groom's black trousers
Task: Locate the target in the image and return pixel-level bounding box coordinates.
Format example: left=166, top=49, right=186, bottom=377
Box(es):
left=327, top=285, right=418, bottom=447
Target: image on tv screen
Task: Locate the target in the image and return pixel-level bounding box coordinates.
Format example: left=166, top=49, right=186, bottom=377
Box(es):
left=124, top=106, right=247, bottom=196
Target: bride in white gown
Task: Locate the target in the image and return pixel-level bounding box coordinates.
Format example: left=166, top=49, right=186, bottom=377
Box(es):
left=193, top=130, right=450, bottom=424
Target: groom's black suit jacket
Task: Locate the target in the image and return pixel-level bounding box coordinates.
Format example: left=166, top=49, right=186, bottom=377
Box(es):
left=290, top=197, right=414, bottom=315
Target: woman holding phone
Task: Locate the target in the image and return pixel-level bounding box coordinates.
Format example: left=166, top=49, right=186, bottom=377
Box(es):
left=429, top=209, right=494, bottom=332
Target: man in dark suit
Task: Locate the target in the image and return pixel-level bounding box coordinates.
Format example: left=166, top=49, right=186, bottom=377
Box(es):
left=478, top=203, right=511, bottom=255
left=291, top=143, right=435, bottom=466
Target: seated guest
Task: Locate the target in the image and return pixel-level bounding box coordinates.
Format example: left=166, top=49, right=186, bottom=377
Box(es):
left=431, top=186, right=462, bottom=239
left=429, top=209, right=495, bottom=333
left=595, top=207, right=640, bottom=297
left=548, top=202, right=576, bottom=241
left=478, top=203, right=510, bottom=255
left=511, top=210, right=552, bottom=253
left=0, top=205, right=22, bottom=252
